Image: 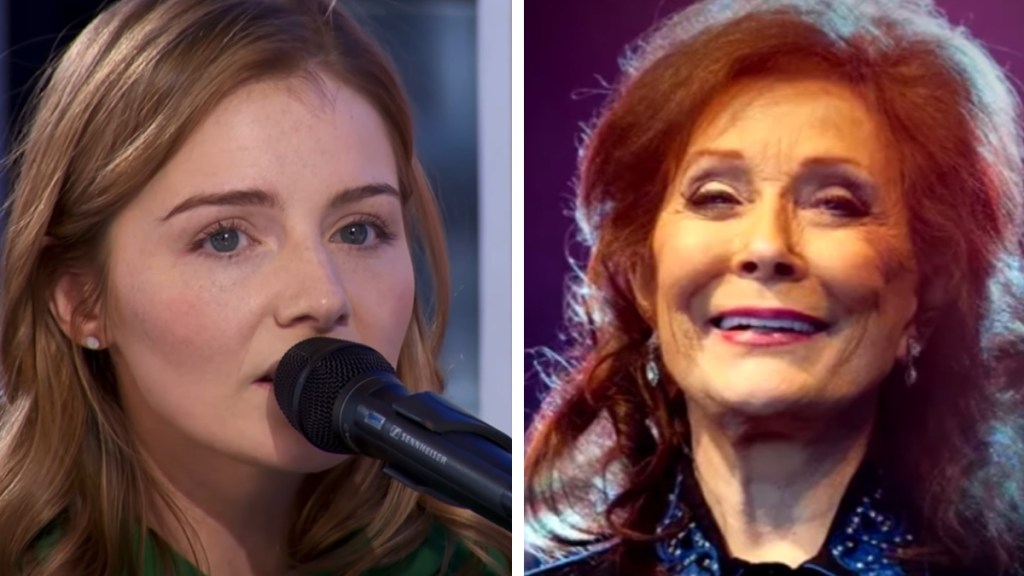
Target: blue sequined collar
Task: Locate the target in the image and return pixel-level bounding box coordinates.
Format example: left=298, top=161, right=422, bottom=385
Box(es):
left=655, top=461, right=920, bottom=576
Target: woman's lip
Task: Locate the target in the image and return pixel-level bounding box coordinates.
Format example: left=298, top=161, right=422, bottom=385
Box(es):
left=710, top=307, right=830, bottom=329
left=713, top=327, right=819, bottom=346
left=252, top=362, right=280, bottom=387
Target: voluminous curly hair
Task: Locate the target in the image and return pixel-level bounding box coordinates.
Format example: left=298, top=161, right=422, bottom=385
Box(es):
left=526, top=0, right=1024, bottom=573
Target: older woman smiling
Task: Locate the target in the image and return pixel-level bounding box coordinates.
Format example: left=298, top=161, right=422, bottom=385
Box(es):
left=526, top=0, right=1024, bottom=575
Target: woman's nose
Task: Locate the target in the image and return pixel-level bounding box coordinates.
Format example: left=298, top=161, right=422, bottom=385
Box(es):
left=730, top=200, right=806, bottom=282
left=274, top=242, right=349, bottom=331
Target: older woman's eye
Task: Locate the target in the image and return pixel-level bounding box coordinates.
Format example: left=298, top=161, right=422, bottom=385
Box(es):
left=813, top=194, right=869, bottom=218
left=687, top=183, right=741, bottom=209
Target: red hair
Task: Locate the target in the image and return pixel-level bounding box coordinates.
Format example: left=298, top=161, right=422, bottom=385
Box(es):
left=526, top=0, right=1024, bottom=573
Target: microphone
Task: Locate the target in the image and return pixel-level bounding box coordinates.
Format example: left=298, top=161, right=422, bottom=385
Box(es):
left=273, top=337, right=513, bottom=531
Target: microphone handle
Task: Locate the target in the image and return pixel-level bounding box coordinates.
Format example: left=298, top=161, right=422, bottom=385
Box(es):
left=335, top=375, right=513, bottom=531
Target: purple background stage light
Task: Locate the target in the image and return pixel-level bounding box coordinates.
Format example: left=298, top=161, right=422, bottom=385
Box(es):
left=524, top=0, right=1024, bottom=426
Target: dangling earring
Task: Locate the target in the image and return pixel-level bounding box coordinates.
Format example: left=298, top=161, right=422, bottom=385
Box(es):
left=84, top=336, right=101, bottom=350
left=645, top=336, right=661, bottom=387
left=905, top=339, right=922, bottom=387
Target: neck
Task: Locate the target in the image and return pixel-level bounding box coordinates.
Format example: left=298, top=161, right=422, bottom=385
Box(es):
left=140, top=440, right=303, bottom=576
left=686, top=398, right=875, bottom=567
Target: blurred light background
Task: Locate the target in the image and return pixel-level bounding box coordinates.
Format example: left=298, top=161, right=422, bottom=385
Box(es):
left=0, top=0, right=511, bottom=432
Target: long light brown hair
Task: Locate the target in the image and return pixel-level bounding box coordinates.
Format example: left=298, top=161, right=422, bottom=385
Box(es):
left=527, top=0, right=1024, bottom=573
left=0, top=0, right=510, bottom=574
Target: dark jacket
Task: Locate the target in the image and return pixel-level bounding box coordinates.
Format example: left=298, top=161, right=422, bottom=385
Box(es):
left=527, top=547, right=617, bottom=576
left=527, top=459, right=972, bottom=576
left=527, top=546, right=976, bottom=576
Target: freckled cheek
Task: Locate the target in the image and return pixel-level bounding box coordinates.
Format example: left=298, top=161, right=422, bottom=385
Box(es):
left=346, top=257, right=416, bottom=365
left=109, top=271, right=247, bottom=380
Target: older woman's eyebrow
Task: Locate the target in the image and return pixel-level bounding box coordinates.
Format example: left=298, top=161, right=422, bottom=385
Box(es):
left=682, top=150, right=875, bottom=184
left=160, top=182, right=400, bottom=222
left=793, top=159, right=878, bottom=199
left=680, top=149, right=751, bottom=185
left=681, top=149, right=745, bottom=170
left=798, top=156, right=870, bottom=173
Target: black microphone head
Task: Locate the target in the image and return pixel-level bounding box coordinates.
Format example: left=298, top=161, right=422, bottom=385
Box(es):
left=273, top=337, right=396, bottom=453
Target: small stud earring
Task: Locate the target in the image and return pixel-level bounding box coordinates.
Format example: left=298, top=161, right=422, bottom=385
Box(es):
left=84, top=336, right=101, bottom=350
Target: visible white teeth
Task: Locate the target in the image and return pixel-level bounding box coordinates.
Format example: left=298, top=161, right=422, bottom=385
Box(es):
left=718, top=316, right=818, bottom=333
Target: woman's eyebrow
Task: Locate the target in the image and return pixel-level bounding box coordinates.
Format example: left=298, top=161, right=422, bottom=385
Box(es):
left=160, top=182, right=400, bottom=222
left=792, top=160, right=878, bottom=199
left=683, top=150, right=874, bottom=185
left=681, top=149, right=750, bottom=184
left=684, top=150, right=868, bottom=172
left=682, top=149, right=745, bottom=172
left=161, top=188, right=279, bottom=221
left=798, top=156, right=869, bottom=173
left=326, top=182, right=401, bottom=211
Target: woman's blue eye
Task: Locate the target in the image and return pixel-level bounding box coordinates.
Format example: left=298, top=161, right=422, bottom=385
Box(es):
left=208, top=229, right=241, bottom=253
left=196, top=223, right=252, bottom=256
left=339, top=223, right=372, bottom=245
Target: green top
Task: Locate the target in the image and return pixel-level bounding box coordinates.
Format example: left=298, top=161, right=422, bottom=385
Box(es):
left=142, top=522, right=482, bottom=575
left=36, top=520, right=502, bottom=575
